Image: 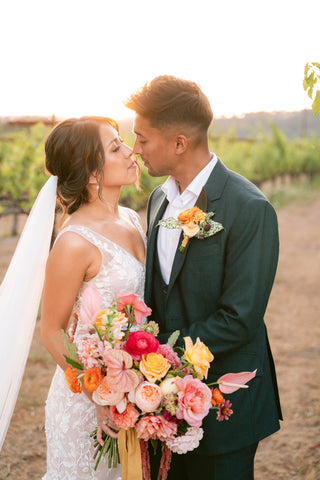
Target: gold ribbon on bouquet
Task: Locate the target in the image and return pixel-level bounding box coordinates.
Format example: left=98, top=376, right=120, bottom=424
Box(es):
left=118, top=428, right=142, bottom=480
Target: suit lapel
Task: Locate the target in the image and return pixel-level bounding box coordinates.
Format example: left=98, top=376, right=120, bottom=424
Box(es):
left=168, top=159, right=229, bottom=293
left=145, top=188, right=168, bottom=304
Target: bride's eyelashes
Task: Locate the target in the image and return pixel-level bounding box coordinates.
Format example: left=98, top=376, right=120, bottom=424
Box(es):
left=112, top=137, right=124, bottom=153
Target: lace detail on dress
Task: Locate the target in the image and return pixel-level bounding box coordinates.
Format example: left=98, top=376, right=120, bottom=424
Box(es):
left=43, top=210, right=146, bottom=479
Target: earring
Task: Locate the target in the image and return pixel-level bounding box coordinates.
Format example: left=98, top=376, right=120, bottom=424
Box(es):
left=96, top=185, right=99, bottom=190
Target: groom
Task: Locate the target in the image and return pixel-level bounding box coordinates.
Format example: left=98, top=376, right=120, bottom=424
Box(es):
left=125, top=76, right=282, bottom=479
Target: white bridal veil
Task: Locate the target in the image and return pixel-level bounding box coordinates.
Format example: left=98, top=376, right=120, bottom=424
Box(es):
left=0, top=175, right=57, bottom=450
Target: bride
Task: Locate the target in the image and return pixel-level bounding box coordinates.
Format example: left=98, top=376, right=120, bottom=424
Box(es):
left=40, top=116, right=146, bottom=479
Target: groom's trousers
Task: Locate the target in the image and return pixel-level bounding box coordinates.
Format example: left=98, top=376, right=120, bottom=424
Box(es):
left=149, top=442, right=258, bottom=480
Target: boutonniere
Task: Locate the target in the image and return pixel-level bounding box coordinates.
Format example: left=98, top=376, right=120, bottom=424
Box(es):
left=157, top=206, right=224, bottom=252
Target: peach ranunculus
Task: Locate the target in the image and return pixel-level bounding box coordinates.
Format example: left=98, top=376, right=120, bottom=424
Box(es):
left=139, top=352, right=170, bottom=382
left=65, top=367, right=82, bottom=393
left=116, top=292, right=152, bottom=325
left=184, top=336, right=214, bottom=380
left=181, top=223, right=200, bottom=238
left=109, top=402, right=140, bottom=430
left=92, top=376, right=124, bottom=406
left=134, top=381, right=162, bottom=412
left=83, top=367, right=103, bottom=392
left=175, top=375, right=212, bottom=427
left=135, top=415, right=177, bottom=442
left=178, top=207, right=205, bottom=225
left=103, top=349, right=140, bottom=392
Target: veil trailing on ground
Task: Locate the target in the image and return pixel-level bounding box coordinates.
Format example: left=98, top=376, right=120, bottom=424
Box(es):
left=0, top=175, right=57, bottom=450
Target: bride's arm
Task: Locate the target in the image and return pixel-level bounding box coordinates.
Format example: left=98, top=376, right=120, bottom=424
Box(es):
left=40, top=232, right=118, bottom=441
left=40, top=232, right=90, bottom=370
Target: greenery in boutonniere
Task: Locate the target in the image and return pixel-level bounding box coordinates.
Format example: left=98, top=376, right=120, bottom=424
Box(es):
left=157, top=206, right=224, bottom=252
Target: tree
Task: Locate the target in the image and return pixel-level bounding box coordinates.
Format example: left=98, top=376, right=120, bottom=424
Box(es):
left=303, top=62, right=320, bottom=116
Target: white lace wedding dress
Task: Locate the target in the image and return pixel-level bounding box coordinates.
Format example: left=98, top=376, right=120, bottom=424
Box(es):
left=43, top=210, right=146, bottom=480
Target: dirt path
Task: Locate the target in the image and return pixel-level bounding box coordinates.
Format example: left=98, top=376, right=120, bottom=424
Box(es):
left=0, top=194, right=320, bottom=479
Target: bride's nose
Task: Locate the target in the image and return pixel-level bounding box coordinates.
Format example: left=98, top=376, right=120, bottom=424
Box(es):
left=123, top=143, right=133, bottom=157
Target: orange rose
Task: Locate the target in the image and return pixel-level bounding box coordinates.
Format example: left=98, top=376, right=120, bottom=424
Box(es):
left=210, top=387, right=224, bottom=406
left=140, top=353, right=170, bottom=382
left=65, top=367, right=82, bottom=393
left=83, top=367, right=103, bottom=392
left=178, top=207, right=202, bottom=224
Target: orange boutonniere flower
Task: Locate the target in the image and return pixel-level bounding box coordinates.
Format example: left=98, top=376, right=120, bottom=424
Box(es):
left=157, top=207, right=224, bottom=252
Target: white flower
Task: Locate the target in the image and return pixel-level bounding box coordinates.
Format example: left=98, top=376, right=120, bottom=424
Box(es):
left=166, top=427, right=204, bottom=454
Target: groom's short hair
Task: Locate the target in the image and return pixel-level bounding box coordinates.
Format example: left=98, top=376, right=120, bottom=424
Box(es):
left=125, top=75, right=213, bottom=136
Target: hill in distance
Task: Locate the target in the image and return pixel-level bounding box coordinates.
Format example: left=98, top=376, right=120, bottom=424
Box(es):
left=1, top=109, right=319, bottom=140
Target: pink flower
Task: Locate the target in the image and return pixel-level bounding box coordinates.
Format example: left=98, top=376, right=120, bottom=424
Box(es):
left=116, top=292, right=152, bottom=325
left=175, top=375, right=212, bottom=427
left=134, top=381, right=162, bottom=412
left=124, top=331, right=159, bottom=361
left=92, top=376, right=124, bottom=406
left=135, top=415, right=177, bottom=442
left=217, top=370, right=257, bottom=394
left=157, top=344, right=182, bottom=369
left=80, top=285, right=101, bottom=326
left=77, top=336, right=101, bottom=369
left=109, top=402, right=140, bottom=430
left=103, top=349, right=140, bottom=392
left=166, top=427, right=204, bottom=454
left=216, top=400, right=234, bottom=421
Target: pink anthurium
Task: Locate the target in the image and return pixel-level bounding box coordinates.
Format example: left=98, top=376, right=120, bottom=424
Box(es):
left=80, top=284, right=102, bottom=326
left=217, top=370, right=257, bottom=394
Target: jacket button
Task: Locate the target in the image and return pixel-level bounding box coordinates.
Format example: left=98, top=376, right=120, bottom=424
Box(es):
left=162, top=286, right=168, bottom=294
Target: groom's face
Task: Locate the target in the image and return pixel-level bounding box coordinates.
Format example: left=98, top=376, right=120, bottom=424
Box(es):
left=133, top=114, right=176, bottom=177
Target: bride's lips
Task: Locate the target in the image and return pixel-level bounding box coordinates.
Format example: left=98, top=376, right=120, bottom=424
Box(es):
left=128, top=161, right=137, bottom=170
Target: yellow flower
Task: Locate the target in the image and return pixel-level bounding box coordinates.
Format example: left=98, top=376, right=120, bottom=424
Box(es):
left=140, top=353, right=170, bottom=382
left=95, top=309, right=108, bottom=334
left=193, top=210, right=206, bottom=224
left=184, top=336, right=214, bottom=380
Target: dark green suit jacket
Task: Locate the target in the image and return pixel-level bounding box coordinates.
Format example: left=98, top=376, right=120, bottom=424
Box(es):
left=145, top=159, right=282, bottom=455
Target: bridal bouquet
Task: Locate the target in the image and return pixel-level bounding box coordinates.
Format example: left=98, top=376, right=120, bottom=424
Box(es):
left=63, top=285, right=256, bottom=480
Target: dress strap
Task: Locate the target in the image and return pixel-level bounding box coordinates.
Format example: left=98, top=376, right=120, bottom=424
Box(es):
left=54, top=225, right=104, bottom=253
left=126, top=208, right=146, bottom=242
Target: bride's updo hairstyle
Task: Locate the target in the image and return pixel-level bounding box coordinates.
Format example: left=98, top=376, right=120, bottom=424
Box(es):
left=45, top=116, right=119, bottom=216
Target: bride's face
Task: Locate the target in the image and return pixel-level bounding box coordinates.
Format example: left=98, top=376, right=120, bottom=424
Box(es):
left=99, top=123, right=137, bottom=187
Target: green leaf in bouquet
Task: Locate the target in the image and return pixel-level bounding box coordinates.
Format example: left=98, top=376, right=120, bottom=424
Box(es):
left=63, top=354, right=84, bottom=370
left=150, top=438, right=159, bottom=455
left=167, top=330, right=180, bottom=347
left=61, top=329, right=78, bottom=361
left=173, top=346, right=185, bottom=358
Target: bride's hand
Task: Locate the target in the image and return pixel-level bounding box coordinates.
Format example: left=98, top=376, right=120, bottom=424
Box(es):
left=95, top=404, right=119, bottom=444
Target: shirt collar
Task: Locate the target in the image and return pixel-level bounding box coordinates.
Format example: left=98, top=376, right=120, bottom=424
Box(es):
left=161, top=153, right=217, bottom=205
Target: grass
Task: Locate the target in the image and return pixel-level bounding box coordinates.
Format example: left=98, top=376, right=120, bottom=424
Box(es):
left=263, top=175, right=320, bottom=210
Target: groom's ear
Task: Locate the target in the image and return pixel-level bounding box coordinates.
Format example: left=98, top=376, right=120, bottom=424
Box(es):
left=175, top=134, right=188, bottom=154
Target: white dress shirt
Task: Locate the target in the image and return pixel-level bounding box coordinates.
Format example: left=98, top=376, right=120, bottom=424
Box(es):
left=157, top=154, right=218, bottom=284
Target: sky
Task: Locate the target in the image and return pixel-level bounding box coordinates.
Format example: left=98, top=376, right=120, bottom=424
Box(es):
left=1, top=0, right=319, bottom=121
